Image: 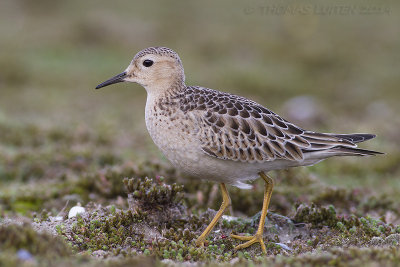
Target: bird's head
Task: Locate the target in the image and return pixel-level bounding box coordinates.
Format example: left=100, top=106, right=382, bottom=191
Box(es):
left=96, top=47, right=185, bottom=94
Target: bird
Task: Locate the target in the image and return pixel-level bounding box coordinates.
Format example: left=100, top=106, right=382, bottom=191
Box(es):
left=96, top=46, right=382, bottom=253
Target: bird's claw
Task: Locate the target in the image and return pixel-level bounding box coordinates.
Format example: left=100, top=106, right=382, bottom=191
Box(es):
left=231, top=233, right=267, bottom=254
left=195, top=237, right=205, bottom=247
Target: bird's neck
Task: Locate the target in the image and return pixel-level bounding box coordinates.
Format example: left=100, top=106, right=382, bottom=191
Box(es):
left=144, top=77, right=185, bottom=100
left=145, top=79, right=185, bottom=124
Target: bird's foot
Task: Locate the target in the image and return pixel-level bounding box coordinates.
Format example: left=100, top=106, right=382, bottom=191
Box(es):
left=231, top=232, right=266, bottom=254
left=195, top=236, right=206, bottom=247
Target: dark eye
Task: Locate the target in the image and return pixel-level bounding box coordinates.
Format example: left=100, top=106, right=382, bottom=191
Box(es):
left=143, top=59, right=153, bottom=67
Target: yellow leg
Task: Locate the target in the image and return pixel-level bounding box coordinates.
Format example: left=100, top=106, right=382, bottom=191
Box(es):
left=231, top=172, right=274, bottom=254
left=196, top=183, right=231, bottom=247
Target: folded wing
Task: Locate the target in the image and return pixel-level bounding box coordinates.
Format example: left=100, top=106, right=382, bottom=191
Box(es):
left=179, top=86, right=381, bottom=163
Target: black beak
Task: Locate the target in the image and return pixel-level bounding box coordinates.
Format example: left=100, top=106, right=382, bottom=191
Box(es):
left=95, top=72, right=127, bottom=89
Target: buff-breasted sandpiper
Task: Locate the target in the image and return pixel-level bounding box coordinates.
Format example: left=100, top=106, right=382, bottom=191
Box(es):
left=96, top=47, right=382, bottom=253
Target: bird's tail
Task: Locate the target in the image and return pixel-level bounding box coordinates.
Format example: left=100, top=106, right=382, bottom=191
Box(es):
left=330, top=133, right=377, bottom=144
left=301, top=132, right=383, bottom=157
left=327, top=146, right=383, bottom=156
left=328, top=133, right=383, bottom=156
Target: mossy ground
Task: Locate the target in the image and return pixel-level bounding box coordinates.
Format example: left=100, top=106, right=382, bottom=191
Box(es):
left=1, top=0, right=400, bottom=266
left=1, top=125, right=400, bottom=266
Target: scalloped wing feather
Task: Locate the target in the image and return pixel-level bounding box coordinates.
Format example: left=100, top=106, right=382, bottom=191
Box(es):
left=179, top=86, right=361, bottom=163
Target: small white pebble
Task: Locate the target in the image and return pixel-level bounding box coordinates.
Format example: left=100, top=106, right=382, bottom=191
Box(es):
left=68, top=206, right=85, bottom=219
left=222, top=215, right=239, bottom=222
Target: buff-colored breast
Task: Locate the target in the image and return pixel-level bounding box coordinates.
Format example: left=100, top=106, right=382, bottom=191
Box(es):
left=144, top=94, right=204, bottom=174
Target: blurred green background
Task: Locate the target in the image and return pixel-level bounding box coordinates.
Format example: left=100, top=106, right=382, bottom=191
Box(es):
left=0, top=0, right=399, bottom=208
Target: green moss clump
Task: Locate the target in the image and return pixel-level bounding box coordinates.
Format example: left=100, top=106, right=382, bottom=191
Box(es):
left=69, top=208, right=146, bottom=252
left=74, top=163, right=177, bottom=201
left=0, top=223, right=71, bottom=257
left=293, top=203, right=338, bottom=228
left=124, top=176, right=183, bottom=207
